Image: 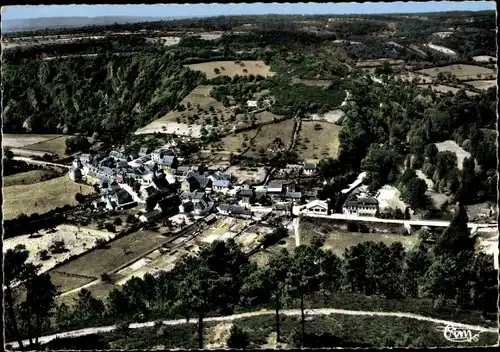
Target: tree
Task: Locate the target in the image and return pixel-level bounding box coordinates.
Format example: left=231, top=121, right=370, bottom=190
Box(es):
left=265, top=249, right=291, bottom=343
left=75, top=193, right=85, bottom=204
left=286, top=245, right=323, bottom=347
left=226, top=325, right=250, bottom=349
left=4, top=245, right=40, bottom=351
left=175, top=259, right=225, bottom=349
left=434, top=206, right=474, bottom=257
left=65, top=135, right=91, bottom=154
left=21, top=273, right=58, bottom=346
left=402, top=177, right=427, bottom=209
left=402, top=241, right=431, bottom=297
left=72, top=289, right=105, bottom=325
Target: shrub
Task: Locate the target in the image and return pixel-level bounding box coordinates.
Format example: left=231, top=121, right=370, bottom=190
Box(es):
left=49, top=240, right=67, bottom=254
left=104, top=223, right=116, bottom=233
left=226, top=325, right=249, bottom=349
left=113, top=218, right=123, bottom=226
left=38, top=249, right=51, bottom=261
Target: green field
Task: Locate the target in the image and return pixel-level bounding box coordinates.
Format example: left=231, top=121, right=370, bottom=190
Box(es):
left=185, top=60, right=275, bottom=79
left=294, top=121, right=342, bottom=161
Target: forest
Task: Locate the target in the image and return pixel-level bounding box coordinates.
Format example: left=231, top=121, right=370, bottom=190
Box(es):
left=5, top=207, right=496, bottom=349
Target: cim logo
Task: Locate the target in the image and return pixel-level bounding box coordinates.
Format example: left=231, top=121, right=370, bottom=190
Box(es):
left=437, top=325, right=488, bottom=343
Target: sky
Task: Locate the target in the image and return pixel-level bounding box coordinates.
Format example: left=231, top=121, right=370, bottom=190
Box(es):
left=2, top=2, right=496, bottom=20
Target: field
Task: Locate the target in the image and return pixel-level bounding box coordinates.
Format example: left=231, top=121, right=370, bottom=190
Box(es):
left=356, top=59, right=405, bottom=67
left=308, top=109, right=344, bottom=124
left=417, top=84, right=478, bottom=96
left=3, top=175, right=95, bottom=220
left=415, top=64, right=496, bottom=80
left=395, top=72, right=433, bottom=83
left=225, top=166, right=267, bottom=184
left=3, top=133, right=70, bottom=158
left=3, top=169, right=62, bottom=187
left=185, top=60, right=275, bottom=79
left=434, top=140, right=471, bottom=170
left=465, top=80, right=496, bottom=91
left=472, top=55, right=496, bottom=63
left=294, top=121, right=342, bottom=161
left=221, top=129, right=260, bottom=154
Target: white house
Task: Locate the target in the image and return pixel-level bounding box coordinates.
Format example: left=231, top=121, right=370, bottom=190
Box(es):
left=212, top=180, right=232, bottom=193
left=301, top=200, right=329, bottom=215
left=342, top=197, right=378, bottom=216
left=246, top=100, right=258, bottom=108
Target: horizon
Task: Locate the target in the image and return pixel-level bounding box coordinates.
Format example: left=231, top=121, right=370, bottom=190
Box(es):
left=2, top=2, right=496, bottom=20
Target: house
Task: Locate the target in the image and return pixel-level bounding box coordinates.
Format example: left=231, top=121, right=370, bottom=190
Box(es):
left=79, top=153, right=93, bottom=165
left=72, top=158, right=83, bottom=169
left=152, top=149, right=175, bottom=163
left=267, top=137, right=285, bottom=153
left=139, top=209, right=163, bottom=223
left=237, top=188, right=255, bottom=205
left=212, top=180, right=232, bottom=192
left=179, top=201, right=195, bottom=214
left=139, top=146, right=152, bottom=157
left=105, top=189, right=136, bottom=210
left=303, top=163, right=317, bottom=176
left=181, top=176, right=201, bottom=192
left=194, top=175, right=212, bottom=191
left=109, top=151, right=127, bottom=161
left=203, top=213, right=217, bottom=225
left=342, top=197, right=378, bottom=216
left=218, top=204, right=252, bottom=217
left=247, top=100, right=258, bottom=108
left=140, top=185, right=158, bottom=202
left=302, top=200, right=329, bottom=215
left=155, top=194, right=181, bottom=216
left=69, top=167, right=82, bottom=181
left=127, top=151, right=139, bottom=161
left=267, top=181, right=284, bottom=201
left=158, top=155, right=178, bottom=169
left=208, top=172, right=231, bottom=183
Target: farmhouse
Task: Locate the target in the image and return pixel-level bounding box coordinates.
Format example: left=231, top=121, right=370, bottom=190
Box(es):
left=181, top=176, right=201, bottom=192
left=342, top=197, right=379, bottom=216
left=267, top=181, right=284, bottom=201
left=247, top=100, right=258, bottom=108
left=212, top=179, right=232, bottom=192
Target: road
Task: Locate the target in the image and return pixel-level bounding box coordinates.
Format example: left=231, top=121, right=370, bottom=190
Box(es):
left=295, top=209, right=497, bottom=229
left=7, top=307, right=496, bottom=349
left=13, top=156, right=71, bottom=169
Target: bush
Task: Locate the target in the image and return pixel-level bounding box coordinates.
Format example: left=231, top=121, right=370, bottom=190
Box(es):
left=226, top=325, right=249, bottom=349
left=113, top=218, right=123, bottom=226
left=104, top=223, right=116, bottom=233
left=38, top=249, right=51, bottom=261
left=49, top=240, right=67, bottom=254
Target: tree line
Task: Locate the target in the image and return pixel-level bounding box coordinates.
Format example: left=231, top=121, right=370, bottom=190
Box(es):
left=5, top=208, right=496, bottom=350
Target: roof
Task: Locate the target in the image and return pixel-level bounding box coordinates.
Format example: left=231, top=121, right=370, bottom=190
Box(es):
left=213, top=180, right=232, bottom=187
left=304, top=200, right=328, bottom=210
left=238, top=189, right=255, bottom=197
left=195, top=176, right=211, bottom=189
left=204, top=214, right=217, bottom=223
left=268, top=181, right=282, bottom=188
left=113, top=190, right=133, bottom=204
left=158, top=155, right=176, bottom=166
left=358, top=197, right=378, bottom=205
left=273, top=203, right=290, bottom=210
left=343, top=200, right=359, bottom=208
left=304, top=163, right=317, bottom=170
left=141, top=210, right=162, bottom=220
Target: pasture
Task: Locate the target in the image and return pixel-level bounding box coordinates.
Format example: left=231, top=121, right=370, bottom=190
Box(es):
left=434, top=140, right=471, bottom=170
left=3, top=175, right=94, bottom=220
left=242, top=119, right=296, bottom=158
left=3, top=134, right=70, bottom=158
left=415, top=64, right=496, bottom=80
left=3, top=169, right=62, bottom=187
left=185, top=60, right=275, bottom=79
left=23, top=135, right=70, bottom=157
left=294, top=121, right=341, bottom=161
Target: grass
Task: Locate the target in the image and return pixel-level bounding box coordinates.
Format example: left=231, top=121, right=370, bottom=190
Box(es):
left=2, top=175, right=94, bottom=220
left=185, top=60, right=275, bottom=79
left=221, top=129, right=260, bottom=154
left=415, top=64, right=496, bottom=80
left=56, top=281, right=118, bottom=307
left=242, top=119, right=296, bottom=158
left=294, top=121, right=341, bottom=161
left=291, top=78, right=332, bottom=87
left=53, top=230, right=170, bottom=279
left=49, top=271, right=95, bottom=294
left=356, top=59, right=405, bottom=67
left=23, top=135, right=70, bottom=157
left=417, top=84, right=478, bottom=96
left=2, top=133, right=65, bottom=148
left=3, top=169, right=62, bottom=187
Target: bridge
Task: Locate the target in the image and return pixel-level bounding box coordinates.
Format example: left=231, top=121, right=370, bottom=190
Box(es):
left=13, top=156, right=71, bottom=169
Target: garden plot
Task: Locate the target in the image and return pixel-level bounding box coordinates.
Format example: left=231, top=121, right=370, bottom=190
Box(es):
left=415, top=64, right=496, bottom=80
left=434, top=140, right=471, bottom=170
left=185, top=60, right=275, bottom=79
left=3, top=224, right=114, bottom=274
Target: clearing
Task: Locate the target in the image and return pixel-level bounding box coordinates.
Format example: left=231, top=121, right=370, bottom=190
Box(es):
left=308, top=109, right=344, bottom=124
left=185, top=60, right=275, bottom=79
left=434, top=140, right=471, bottom=170
left=375, top=185, right=407, bottom=212
left=294, top=121, right=341, bottom=161
left=415, top=64, right=496, bottom=80
left=424, top=43, right=457, bottom=56
left=3, top=175, right=95, bottom=220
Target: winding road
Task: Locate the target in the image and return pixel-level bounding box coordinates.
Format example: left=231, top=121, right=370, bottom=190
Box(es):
left=7, top=308, right=496, bottom=349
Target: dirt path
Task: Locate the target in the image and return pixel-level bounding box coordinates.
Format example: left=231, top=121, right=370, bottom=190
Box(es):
left=8, top=308, right=496, bottom=348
